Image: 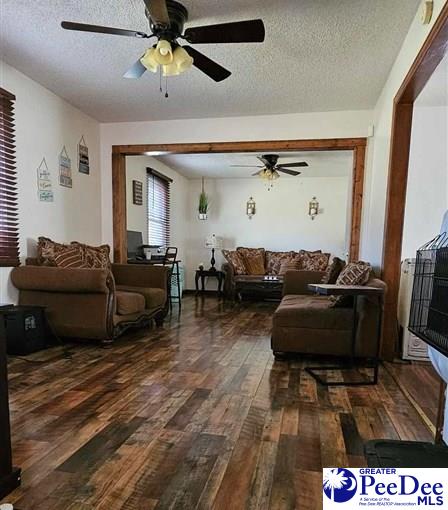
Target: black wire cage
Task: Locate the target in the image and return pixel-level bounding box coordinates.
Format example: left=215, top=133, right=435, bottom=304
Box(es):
left=409, top=232, right=448, bottom=357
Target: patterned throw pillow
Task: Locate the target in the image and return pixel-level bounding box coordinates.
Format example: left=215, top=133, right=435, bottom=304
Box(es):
left=243, top=252, right=266, bottom=275
left=266, top=251, right=295, bottom=275
left=330, top=261, right=372, bottom=307
left=37, top=237, right=72, bottom=266
left=53, top=245, right=87, bottom=268
left=300, top=251, right=330, bottom=271
left=278, top=258, right=301, bottom=276
left=321, top=257, right=346, bottom=284
left=72, top=242, right=111, bottom=269
left=222, top=250, right=247, bottom=275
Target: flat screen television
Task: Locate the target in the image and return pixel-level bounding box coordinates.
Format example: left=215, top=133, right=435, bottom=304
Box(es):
left=127, top=230, right=143, bottom=260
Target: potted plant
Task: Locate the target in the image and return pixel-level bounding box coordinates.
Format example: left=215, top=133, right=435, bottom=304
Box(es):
left=198, top=177, right=208, bottom=220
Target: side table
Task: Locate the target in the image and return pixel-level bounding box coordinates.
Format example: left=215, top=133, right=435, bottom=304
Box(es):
left=306, top=284, right=384, bottom=387
left=195, top=270, right=225, bottom=295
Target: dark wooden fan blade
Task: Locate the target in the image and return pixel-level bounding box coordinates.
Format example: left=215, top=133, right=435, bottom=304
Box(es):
left=276, top=168, right=301, bottom=176
left=143, top=0, right=170, bottom=26
left=184, top=19, right=265, bottom=44
left=252, top=170, right=264, bottom=176
left=230, top=165, right=263, bottom=168
left=257, top=156, right=271, bottom=167
left=61, top=21, right=149, bottom=38
left=183, top=46, right=231, bottom=82
left=278, top=162, right=309, bottom=168
left=123, top=58, right=147, bottom=79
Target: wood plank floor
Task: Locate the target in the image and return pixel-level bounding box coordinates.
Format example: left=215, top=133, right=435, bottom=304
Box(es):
left=1, top=296, right=438, bottom=509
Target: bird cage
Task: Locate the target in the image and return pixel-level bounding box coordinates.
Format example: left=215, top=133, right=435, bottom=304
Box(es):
left=409, top=233, right=448, bottom=356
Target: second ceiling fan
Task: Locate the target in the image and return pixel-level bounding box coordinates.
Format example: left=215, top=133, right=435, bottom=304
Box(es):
left=232, top=154, right=309, bottom=183
left=61, top=0, right=265, bottom=85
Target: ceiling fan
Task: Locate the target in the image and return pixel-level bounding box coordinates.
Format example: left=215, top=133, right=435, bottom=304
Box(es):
left=61, top=0, right=265, bottom=87
left=231, top=154, right=309, bottom=184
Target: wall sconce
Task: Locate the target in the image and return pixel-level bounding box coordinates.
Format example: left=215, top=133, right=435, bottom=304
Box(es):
left=246, top=197, right=256, bottom=220
left=309, top=196, right=319, bottom=220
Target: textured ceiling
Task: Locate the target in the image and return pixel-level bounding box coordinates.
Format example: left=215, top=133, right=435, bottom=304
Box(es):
left=155, top=151, right=353, bottom=179
left=0, top=0, right=420, bottom=122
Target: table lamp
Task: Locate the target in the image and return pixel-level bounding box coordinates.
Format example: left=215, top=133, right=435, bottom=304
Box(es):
left=205, top=234, right=223, bottom=271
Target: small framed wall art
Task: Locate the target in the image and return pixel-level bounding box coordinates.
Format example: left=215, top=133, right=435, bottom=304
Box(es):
left=133, top=180, right=143, bottom=205
left=78, top=135, right=90, bottom=175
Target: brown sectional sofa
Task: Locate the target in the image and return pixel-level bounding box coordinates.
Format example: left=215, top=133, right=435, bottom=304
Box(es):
left=11, top=261, right=169, bottom=345
left=271, top=270, right=386, bottom=359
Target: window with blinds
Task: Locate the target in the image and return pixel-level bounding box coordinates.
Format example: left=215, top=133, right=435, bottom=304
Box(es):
left=147, top=169, right=171, bottom=247
left=0, top=88, right=19, bottom=266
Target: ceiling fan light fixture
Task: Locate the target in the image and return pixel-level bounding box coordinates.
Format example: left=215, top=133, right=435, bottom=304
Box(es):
left=154, top=39, right=174, bottom=65
left=163, top=63, right=181, bottom=76
left=173, top=46, right=194, bottom=73
left=140, top=47, right=159, bottom=73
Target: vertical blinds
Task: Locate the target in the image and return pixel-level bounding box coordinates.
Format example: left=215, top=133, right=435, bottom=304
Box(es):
left=147, top=169, right=171, bottom=247
left=0, top=88, right=19, bottom=267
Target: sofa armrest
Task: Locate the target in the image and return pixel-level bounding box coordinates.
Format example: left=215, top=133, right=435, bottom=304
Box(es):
left=282, top=270, right=325, bottom=296
left=11, top=266, right=111, bottom=294
left=111, top=264, right=169, bottom=290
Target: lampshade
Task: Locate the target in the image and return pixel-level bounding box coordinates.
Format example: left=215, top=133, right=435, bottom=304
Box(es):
left=162, top=63, right=181, bottom=77
left=140, top=48, right=159, bottom=73
left=205, top=234, right=223, bottom=249
left=154, top=39, right=173, bottom=65
left=173, top=46, right=194, bottom=73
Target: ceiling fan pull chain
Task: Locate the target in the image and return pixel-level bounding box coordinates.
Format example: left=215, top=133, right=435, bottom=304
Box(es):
left=165, top=75, right=169, bottom=98
left=159, top=66, right=163, bottom=94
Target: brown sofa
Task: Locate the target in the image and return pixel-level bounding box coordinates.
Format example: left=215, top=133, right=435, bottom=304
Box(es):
left=11, top=262, right=169, bottom=346
left=271, top=270, right=385, bottom=359
left=223, top=247, right=330, bottom=300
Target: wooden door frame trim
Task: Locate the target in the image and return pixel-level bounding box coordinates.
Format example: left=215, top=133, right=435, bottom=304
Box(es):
left=112, top=137, right=367, bottom=264
left=381, top=2, right=448, bottom=360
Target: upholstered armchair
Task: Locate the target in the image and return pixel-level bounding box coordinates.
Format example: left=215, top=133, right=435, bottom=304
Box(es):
left=11, top=263, right=169, bottom=346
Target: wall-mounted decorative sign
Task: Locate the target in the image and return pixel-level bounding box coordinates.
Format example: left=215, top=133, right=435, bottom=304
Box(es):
left=59, top=146, right=72, bottom=188
left=37, top=158, right=54, bottom=202
left=78, top=136, right=90, bottom=175
left=133, top=180, right=143, bottom=205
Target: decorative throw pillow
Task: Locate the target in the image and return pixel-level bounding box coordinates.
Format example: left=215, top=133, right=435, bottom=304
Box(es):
left=300, top=251, right=330, bottom=271
left=243, top=252, right=266, bottom=275
left=278, top=258, right=301, bottom=276
left=37, top=237, right=72, bottom=266
left=321, top=257, right=346, bottom=284
left=222, top=249, right=247, bottom=275
left=266, top=251, right=295, bottom=275
left=72, top=242, right=111, bottom=269
left=53, top=245, right=87, bottom=268
left=330, top=261, right=372, bottom=307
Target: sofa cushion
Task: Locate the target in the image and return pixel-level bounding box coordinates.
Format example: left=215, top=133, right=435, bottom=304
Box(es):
left=274, top=294, right=353, bottom=330
left=53, top=245, right=87, bottom=269
left=242, top=251, right=265, bottom=275
left=72, top=242, right=111, bottom=269
left=278, top=258, right=301, bottom=275
left=299, top=251, right=330, bottom=271
left=222, top=249, right=247, bottom=275
left=321, top=257, right=346, bottom=284
left=266, top=251, right=295, bottom=275
left=116, top=291, right=145, bottom=315
left=37, top=237, right=72, bottom=266
left=116, top=285, right=165, bottom=310
left=331, top=261, right=372, bottom=307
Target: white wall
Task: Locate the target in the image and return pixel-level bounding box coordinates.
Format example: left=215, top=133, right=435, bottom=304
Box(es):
left=186, top=176, right=350, bottom=290
left=401, top=105, right=448, bottom=259
left=0, top=61, right=101, bottom=302
left=125, top=156, right=189, bottom=265
left=100, top=109, right=373, bottom=249
left=126, top=160, right=148, bottom=244
left=360, top=0, right=448, bottom=268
